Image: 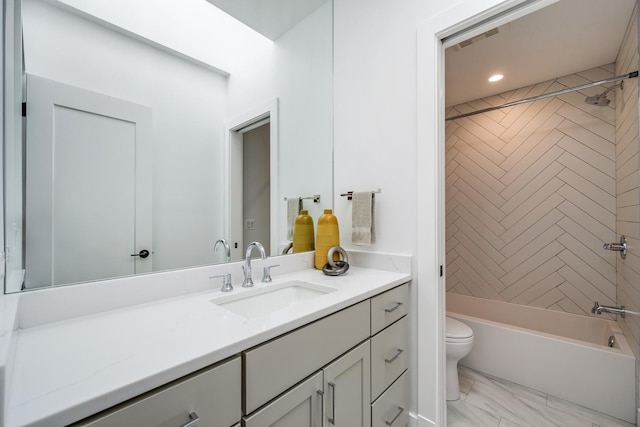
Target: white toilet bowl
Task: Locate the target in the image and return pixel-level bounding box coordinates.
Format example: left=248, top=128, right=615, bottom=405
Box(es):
left=446, top=316, right=474, bottom=401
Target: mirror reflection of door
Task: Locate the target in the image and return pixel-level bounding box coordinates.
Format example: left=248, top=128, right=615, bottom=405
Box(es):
left=25, top=74, right=152, bottom=288
left=242, top=123, right=271, bottom=255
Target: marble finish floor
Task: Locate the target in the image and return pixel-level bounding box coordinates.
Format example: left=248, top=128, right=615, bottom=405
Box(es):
left=447, top=366, right=636, bottom=427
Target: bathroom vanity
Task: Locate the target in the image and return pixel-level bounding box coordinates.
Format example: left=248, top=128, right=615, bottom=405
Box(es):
left=3, top=254, right=411, bottom=427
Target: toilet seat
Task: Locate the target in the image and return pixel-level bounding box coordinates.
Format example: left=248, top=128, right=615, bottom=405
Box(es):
left=446, top=317, right=473, bottom=342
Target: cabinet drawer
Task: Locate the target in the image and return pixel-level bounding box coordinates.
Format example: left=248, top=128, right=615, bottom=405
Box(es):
left=73, top=356, right=241, bottom=427
left=371, top=316, right=408, bottom=400
left=370, top=283, right=408, bottom=335
left=244, top=300, right=370, bottom=414
left=371, top=370, right=409, bottom=427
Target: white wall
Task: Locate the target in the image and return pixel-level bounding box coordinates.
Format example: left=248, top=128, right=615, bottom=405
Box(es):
left=227, top=2, right=333, bottom=248
left=22, top=0, right=228, bottom=275
left=333, top=0, right=421, bottom=421
left=334, top=0, right=560, bottom=424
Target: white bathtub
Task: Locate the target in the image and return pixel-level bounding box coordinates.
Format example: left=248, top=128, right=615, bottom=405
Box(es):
left=447, top=292, right=636, bottom=423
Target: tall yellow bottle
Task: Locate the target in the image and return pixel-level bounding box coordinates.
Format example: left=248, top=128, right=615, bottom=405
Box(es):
left=315, top=209, right=340, bottom=269
left=293, top=210, right=315, bottom=253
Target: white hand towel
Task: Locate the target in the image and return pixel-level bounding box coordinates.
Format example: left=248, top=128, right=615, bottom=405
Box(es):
left=286, top=198, right=301, bottom=240
left=352, top=192, right=376, bottom=245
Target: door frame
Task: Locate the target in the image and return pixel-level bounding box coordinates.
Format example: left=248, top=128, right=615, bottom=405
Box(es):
left=416, top=0, right=559, bottom=424
left=225, top=98, right=279, bottom=260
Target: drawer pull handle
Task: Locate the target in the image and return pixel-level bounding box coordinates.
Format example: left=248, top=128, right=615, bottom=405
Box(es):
left=180, top=412, right=200, bottom=427
left=385, top=406, right=404, bottom=426
left=384, top=302, right=403, bottom=313
left=385, top=348, right=404, bottom=364
left=328, top=381, right=336, bottom=424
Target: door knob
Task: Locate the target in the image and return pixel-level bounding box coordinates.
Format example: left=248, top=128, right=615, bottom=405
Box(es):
left=131, top=249, right=150, bottom=258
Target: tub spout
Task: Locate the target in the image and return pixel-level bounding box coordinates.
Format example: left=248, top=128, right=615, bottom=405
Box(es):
left=591, top=301, right=626, bottom=318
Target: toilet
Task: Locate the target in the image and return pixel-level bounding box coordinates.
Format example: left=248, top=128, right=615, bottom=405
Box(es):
left=446, top=316, right=474, bottom=401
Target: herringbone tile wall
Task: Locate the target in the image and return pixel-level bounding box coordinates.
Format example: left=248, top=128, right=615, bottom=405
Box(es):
left=445, top=64, right=620, bottom=316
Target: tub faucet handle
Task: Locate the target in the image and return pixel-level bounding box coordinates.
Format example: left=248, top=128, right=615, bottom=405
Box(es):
left=602, top=236, right=627, bottom=259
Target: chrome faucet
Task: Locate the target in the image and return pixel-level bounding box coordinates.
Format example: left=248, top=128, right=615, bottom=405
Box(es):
left=591, top=301, right=626, bottom=318
left=242, top=242, right=266, bottom=287
left=214, top=238, right=231, bottom=262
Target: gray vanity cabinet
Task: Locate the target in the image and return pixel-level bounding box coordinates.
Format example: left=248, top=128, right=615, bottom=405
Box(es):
left=369, top=283, right=410, bottom=427
left=242, top=300, right=370, bottom=415
left=71, top=282, right=410, bottom=427
left=243, top=340, right=371, bottom=427
left=71, top=356, right=241, bottom=427
left=243, top=283, right=409, bottom=427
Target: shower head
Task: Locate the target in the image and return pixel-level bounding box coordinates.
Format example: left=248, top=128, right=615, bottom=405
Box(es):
left=584, top=82, right=622, bottom=106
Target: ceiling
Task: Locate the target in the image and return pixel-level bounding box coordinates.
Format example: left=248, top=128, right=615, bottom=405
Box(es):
left=445, top=0, right=637, bottom=107
left=206, top=0, right=328, bottom=40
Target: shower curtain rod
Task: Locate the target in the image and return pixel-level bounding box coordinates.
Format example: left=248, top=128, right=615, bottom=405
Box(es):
left=445, top=70, right=639, bottom=121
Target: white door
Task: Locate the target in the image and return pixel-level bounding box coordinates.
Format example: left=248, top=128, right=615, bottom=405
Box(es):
left=25, top=74, right=152, bottom=288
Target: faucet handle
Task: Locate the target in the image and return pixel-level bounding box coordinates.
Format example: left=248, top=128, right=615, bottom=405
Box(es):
left=242, top=265, right=254, bottom=287
left=262, top=264, right=280, bottom=283
left=210, top=273, right=233, bottom=292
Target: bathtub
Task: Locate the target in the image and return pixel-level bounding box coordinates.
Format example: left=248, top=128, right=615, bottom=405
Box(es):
left=447, top=292, right=636, bottom=423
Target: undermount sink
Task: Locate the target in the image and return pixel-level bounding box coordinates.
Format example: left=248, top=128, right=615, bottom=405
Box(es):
left=210, top=280, right=336, bottom=319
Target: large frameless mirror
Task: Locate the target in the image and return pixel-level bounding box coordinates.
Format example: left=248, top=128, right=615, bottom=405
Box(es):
left=3, top=0, right=333, bottom=292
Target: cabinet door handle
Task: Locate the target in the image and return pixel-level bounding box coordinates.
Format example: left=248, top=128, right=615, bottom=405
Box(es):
left=385, top=348, right=404, bottom=364
left=328, top=381, right=336, bottom=424
left=384, top=302, right=403, bottom=313
left=385, top=406, right=404, bottom=426
left=179, top=412, right=199, bottom=427
left=317, top=389, right=324, bottom=427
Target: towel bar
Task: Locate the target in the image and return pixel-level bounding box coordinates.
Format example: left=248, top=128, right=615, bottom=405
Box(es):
left=284, top=194, right=321, bottom=203
left=340, top=188, right=381, bottom=200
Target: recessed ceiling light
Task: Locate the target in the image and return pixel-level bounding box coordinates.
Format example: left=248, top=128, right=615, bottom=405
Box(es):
left=488, top=74, right=504, bottom=82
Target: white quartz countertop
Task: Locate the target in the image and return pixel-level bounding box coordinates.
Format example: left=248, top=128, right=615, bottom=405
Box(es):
left=6, top=266, right=410, bottom=427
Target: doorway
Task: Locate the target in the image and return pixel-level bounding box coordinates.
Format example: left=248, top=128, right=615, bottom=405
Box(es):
left=226, top=98, right=279, bottom=260
left=242, top=123, right=271, bottom=253
left=417, top=0, right=639, bottom=425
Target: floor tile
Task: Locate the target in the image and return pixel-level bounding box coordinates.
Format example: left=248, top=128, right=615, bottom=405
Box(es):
left=459, top=374, right=474, bottom=396
left=448, top=398, right=501, bottom=427
left=458, top=366, right=547, bottom=407
left=546, top=395, right=635, bottom=427
left=449, top=368, right=632, bottom=427
left=465, top=380, right=591, bottom=427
